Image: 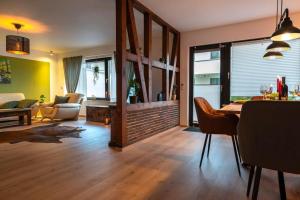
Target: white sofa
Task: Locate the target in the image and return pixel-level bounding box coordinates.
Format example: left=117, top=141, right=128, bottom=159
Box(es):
left=40, top=93, right=84, bottom=121
left=0, top=93, right=39, bottom=117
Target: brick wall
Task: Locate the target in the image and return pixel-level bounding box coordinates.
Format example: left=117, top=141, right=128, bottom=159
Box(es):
left=126, top=103, right=179, bottom=144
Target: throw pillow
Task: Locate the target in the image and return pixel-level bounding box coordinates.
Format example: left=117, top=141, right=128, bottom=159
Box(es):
left=66, top=93, right=83, bottom=103
left=0, top=101, right=19, bottom=109
left=54, top=95, right=70, bottom=105
left=17, top=99, right=38, bottom=108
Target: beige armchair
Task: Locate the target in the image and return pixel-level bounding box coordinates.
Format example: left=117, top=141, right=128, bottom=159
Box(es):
left=40, top=93, right=84, bottom=121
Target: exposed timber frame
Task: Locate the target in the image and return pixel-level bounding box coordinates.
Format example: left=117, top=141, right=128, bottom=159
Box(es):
left=110, top=0, right=180, bottom=147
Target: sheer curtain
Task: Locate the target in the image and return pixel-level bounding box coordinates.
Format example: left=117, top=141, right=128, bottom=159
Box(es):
left=76, top=61, right=87, bottom=98
left=109, top=56, right=117, bottom=102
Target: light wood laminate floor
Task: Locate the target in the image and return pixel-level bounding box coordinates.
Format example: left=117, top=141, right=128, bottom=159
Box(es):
left=0, top=120, right=299, bottom=200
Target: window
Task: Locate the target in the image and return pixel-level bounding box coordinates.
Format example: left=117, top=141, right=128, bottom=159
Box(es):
left=230, top=39, right=300, bottom=101
left=77, top=57, right=114, bottom=100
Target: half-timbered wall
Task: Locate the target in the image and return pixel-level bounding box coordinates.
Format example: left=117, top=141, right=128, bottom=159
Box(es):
left=110, top=0, right=180, bottom=147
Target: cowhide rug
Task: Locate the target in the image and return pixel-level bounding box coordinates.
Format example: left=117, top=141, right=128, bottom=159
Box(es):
left=0, top=123, right=85, bottom=144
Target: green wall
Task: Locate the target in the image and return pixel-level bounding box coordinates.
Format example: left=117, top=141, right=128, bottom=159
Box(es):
left=0, top=55, right=50, bottom=101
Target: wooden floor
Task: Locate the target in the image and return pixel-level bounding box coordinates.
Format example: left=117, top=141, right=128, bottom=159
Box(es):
left=0, top=120, right=299, bottom=200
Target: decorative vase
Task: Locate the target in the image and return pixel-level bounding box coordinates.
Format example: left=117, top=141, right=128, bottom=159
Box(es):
left=129, top=96, right=138, bottom=104
left=172, top=94, right=177, bottom=101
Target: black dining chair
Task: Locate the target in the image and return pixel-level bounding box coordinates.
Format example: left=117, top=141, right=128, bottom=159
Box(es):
left=237, top=101, right=300, bottom=200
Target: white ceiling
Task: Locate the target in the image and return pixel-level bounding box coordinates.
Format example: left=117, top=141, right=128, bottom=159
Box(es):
left=0, top=0, right=116, bottom=53
left=1, top=0, right=300, bottom=53
left=139, top=0, right=300, bottom=31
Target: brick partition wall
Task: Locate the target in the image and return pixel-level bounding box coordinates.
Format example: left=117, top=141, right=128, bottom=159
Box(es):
left=126, top=102, right=179, bottom=144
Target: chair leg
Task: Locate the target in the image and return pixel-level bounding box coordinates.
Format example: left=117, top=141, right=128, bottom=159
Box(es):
left=199, top=134, right=209, bottom=168
left=278, top=171, right=287, bottom=200
left=234, top=135, right=242, bottom=162
left=207, top=134, right=212, bottom=158
left=247, top=165, right=255, bottom=197
left=231, top=136, right=241, bottom=176
left=252, top=167, right=262, bottom=200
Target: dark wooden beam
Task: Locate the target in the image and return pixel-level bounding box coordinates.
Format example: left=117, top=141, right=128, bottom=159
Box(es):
left=144, top=13, right=152, bottom=102
left=110, top=0, right=128, bottom=147
left=176, top=34, right=181, bottom=99
left=169, top=34, right=179, bottom=99
left=126, top=0, right=148, bottom=103
left=162, top=26, right=170, bottom=100
left=126, top=52, right=179, bottom=72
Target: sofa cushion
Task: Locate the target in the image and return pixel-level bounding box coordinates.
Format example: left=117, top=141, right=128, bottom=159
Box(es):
left=0, top=93, right=25, bottom=105
left=17, top=99, right=38, bottom=108
left=0, top=101, right=19, bottom=109
left=66, top=93, right=83, bottom=103
left=54, top=95, right=69, bottom=105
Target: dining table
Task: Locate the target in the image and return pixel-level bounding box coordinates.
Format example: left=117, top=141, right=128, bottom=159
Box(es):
left=217, top=103, right=243, bottom=115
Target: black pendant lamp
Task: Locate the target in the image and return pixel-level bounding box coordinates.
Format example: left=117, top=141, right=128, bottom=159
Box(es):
left=6, top=23, right=30, bottom=55
left=266, top=0, right=290, bottom=53
left=266, top=41, right=290, bottom=52
left=271, top=0, right=300, bottom=41
left=263, top=51, right=284, bottom=60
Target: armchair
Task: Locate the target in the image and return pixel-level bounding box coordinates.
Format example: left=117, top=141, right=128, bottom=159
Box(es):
left=40, top=93, right=84, bottom=121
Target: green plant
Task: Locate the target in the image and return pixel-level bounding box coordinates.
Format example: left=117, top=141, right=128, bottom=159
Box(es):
left=172, top=84, right=177, bottom=95
left=128, top=79, right=140, bottom=96
left=39, top=94, right=46, bottom=103
left=93, top=66, right=100, bottom=85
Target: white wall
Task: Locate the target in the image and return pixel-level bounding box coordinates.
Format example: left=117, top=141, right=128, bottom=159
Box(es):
left=0, top=44, right=61, bottom=101
left=180, top=12, right=300, bottom=126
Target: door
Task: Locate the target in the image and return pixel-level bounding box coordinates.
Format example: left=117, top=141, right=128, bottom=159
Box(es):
left=190, top=46, right=222, bottom=125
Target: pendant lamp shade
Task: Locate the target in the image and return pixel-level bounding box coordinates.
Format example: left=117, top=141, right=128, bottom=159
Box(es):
left=263, top=51, right=284, bottom=60
left=266, top=41, right=290, bottom=52
left=5, top=23, right=30, bottom=55
left=6, top=35, right=30, bottom=55
left=271, top=13, right=300, bottom=41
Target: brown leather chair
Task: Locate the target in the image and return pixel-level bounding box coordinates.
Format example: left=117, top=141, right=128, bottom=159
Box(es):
left=237, top=101, right=300, bottom=200
left=194, top=97, right=241, bottom=175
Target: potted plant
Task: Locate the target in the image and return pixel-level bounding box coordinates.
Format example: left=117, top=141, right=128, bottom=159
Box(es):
left=39, top=94, right=46, bottom=103
left=93, top=66, right=100, bottom=85
left=172, top=85, right=177, bottom=100
left=128, top=79, right=140, bottom=104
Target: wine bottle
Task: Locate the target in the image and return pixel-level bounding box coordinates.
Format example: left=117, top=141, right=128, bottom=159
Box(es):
left=281, top=77, right=288, bottom=100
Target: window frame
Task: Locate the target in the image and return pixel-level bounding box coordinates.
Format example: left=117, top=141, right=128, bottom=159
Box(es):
left=189, top=37, right=269, bottom=126
left=85, top=57, right=112, bottom=101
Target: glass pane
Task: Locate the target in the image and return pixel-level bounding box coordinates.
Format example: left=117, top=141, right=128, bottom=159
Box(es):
left=230, top=39, right=300, bottom=101
left=152, top=21, right=163, bottom=61
left=193, top=50, right=221, bottom=123
left=86, top=61, right=105, bottom=98
left=152, top=67, right=163, bottom=102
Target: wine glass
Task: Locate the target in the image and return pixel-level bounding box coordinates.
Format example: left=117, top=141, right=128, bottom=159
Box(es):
left=260, top=84, right=268, bottom=98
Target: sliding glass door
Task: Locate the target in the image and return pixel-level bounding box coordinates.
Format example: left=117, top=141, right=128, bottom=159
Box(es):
left=190, top=47, right=221, bottom=124
left=230, top=39, right=300, bottom=101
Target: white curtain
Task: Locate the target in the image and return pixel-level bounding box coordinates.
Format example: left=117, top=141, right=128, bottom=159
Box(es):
left=76, top=62, right=87, bottom=99
left=109, top=57, right=117, bottom=102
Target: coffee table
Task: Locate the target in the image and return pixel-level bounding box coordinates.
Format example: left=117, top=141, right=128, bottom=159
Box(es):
left=0, top=108, right=32, bottom=126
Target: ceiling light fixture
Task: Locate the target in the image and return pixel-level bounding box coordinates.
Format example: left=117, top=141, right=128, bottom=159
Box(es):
left=263, top=51, right=284, bottom=60
left=266, top=0, right=290, bottom=54
left=6, top=23, right=30, bottom=55
left=271, top=0, right=300, bottom=41
left=50, top=51, right=54, bottom=56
